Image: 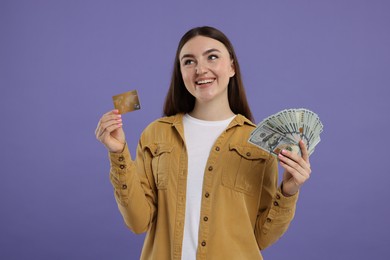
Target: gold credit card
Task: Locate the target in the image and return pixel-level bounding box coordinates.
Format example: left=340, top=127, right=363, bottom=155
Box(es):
left=112, top=90, right=141, bottom=114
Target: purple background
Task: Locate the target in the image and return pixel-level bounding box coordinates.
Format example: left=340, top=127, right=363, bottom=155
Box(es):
left=1, top=0, right=389, bottom=259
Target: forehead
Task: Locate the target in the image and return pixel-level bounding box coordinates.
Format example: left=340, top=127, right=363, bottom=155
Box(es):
left=180, top=36, right=229, bottom=56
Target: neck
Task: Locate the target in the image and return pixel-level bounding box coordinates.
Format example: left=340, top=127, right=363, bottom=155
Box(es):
left=190, top=98, right=235, bottom=121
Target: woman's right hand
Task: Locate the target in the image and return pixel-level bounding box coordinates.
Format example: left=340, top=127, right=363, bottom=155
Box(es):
left=95, top=109, right=126, bottom=153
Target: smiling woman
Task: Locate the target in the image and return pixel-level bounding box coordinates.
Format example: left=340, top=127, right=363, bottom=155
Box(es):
left=163, top=26, right=253, bottom=122
left=179, top=36, right=235, bottom=113
left=95, top=26, right=312, bottom=260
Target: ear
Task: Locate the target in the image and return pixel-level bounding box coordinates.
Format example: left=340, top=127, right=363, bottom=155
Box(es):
left=229, top=60, right=236, bottom=77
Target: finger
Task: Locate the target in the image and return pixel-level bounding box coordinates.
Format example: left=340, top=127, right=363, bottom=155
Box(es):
left=100, top=113, right=122, bottom=125
left=299, top=140, right=310, bottom=164
left=97, top=119, right=122, bottom=139
left=103, top=109, right=120, bottom=117
left=279, top=160, right=308, bottom=186
left=279, top=156, right=310, bottom=185
left=96, top=113, right=122, bottom=135
left=97, top=125, right=123, bottom=144
left=278, top=152, right=308, bottom=176
left=278, top=152, right=311, bottom=181
left=95, top=110, right=121, bottom=136
left=279, top=149, right=306, bottom=169
left=280, top=148, right=311, bottom=173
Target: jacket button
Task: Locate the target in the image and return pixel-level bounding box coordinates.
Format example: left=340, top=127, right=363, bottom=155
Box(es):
left=201, top=241, right=206, bottom=246
left=276, top=194, right=281, bottom=200
left=120, top=165, right=125, bottom=169
left=122, top=184, right=127, bottom=189
left=208, top=166, right=213, bottom=171
left=118, top=156, right=124, bottom=161
left=205, top=192, right=210, bottom=198
left=203, top=216, right=208, bottom=221
left=273, top=201, right=279, bottom=206
left=246, top=152, right=251, bottom=157
left=266, top=218, right=272, bottom=223
left=215, top=146, right=220, bottom=151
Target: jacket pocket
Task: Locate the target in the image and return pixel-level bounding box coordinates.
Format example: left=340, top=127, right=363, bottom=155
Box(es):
left=145, top=143, right=174, bottom=190
left=222, top=144, right=269, bottom=196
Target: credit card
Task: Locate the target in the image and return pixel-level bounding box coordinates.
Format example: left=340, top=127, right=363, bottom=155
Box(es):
left=112, top=90, right=141, bottom=114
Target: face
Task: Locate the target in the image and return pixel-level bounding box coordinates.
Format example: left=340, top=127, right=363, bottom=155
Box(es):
left=179, top=36, right=235, bottom=104
left=268, top=135, right=279, bottom=146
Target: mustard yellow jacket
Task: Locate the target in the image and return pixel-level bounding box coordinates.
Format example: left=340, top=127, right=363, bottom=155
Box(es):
left=109, top=114, right=298, bottom=260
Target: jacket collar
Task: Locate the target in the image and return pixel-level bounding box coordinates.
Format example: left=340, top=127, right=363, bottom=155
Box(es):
left=158, top=113, right=256, bottom=128
left=158, top=113, right=184, bottom=126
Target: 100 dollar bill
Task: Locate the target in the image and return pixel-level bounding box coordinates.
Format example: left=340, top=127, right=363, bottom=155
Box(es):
left=248, top=124, right=301, bottom=156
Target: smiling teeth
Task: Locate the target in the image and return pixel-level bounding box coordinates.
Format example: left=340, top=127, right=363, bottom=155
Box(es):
left=196, top=79, right=214, bottom=84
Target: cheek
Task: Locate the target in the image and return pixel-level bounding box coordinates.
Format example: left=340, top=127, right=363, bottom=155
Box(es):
left=215, top=63, right=234, bottom=78
left=181, top=69, right=191, bottom=82
left=180, top=70, right=193, bottom=91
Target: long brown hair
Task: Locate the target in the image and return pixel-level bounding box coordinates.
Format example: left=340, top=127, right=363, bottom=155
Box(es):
left=163, top=26, right=254, bottom=122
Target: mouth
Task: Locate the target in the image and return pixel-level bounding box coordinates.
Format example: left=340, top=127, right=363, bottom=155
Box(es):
left=195, top=78, right=215, bottom=86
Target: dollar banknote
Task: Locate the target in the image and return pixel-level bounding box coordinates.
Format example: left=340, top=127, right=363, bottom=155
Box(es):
left=248, top=108, right=323, bottom=156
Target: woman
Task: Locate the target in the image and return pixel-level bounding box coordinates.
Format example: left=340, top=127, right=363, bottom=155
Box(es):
left=95, top=26, right=311, bottom=260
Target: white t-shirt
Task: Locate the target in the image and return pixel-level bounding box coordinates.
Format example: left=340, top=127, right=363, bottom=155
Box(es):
left=181, top=113, right=235, bottom=260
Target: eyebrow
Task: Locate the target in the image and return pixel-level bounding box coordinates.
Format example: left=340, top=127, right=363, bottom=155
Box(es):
left=180, top=48, right=221, bottom=61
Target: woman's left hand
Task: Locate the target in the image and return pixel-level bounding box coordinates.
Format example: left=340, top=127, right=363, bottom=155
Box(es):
left=278, top=140, right=312, bottom=196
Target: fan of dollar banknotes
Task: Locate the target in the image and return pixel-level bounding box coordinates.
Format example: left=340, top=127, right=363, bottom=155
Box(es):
left=248, top=108, right=323, bottom=156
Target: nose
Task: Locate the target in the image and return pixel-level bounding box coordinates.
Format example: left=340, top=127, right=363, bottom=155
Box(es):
left=195, top=62, right=207, bottom=75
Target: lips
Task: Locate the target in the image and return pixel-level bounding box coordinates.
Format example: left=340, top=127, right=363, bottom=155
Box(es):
left=195, top=78, right=215, bottom=85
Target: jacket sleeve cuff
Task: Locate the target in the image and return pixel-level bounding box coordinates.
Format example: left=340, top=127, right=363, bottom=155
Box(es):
left=108, top=143, right=135, bottom=205
left=260, top=187, right=299, bottom=236
left=263, top=187, right=299, bottom=228
left=275, top=186, right=299, bottom=209
left=109, top=143, right=132, bottom=169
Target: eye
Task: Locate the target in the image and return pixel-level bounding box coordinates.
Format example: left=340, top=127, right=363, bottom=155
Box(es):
left=183, top=59, right=195, bottom=66
left=208, top=54, right=218, bottom=60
